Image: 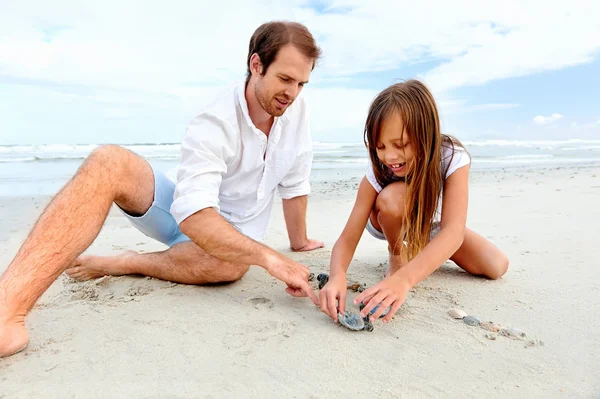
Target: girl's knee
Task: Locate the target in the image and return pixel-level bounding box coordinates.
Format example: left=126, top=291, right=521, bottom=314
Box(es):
left=485, top=254, right=509, bottom=280
left=376, top=182, right=407, bottom=218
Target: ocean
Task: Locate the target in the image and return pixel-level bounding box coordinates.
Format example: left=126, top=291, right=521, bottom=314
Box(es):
left=1, top=139, right=600, bottom=197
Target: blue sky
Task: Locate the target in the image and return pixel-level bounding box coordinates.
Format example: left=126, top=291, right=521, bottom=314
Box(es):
left=1, top=0, right=599, bottom=145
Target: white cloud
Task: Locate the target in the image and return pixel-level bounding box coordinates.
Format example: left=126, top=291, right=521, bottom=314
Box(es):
left=1, top=1, right=599, bottom=93
left=1, top=1, right=599, bottom=144
left=533, top=113, right=564, bottom=125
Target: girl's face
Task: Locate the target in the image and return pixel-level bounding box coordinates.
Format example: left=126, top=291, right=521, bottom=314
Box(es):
left=375, top=112, right=414, bottom=177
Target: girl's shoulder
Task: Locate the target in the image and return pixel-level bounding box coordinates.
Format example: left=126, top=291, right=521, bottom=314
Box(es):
left=365, top=165, right=383, bottom=193
left=441, top=137, right=471, bottom=179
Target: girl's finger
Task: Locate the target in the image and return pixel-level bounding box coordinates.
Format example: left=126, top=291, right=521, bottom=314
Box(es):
left=354, top=286, right=377, bottom=305
left=382, top=299, right=404, bottom=323
left=359, top=293, right=386, bottom=318
left=370, top=296, right=395, bottom=320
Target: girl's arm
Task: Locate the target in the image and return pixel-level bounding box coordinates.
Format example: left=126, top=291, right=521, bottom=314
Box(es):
left=329, top=176, right=378, bottom=278
left=354, top=164, right=470, bottom=322
left=397, top=164, right=470, bottom=287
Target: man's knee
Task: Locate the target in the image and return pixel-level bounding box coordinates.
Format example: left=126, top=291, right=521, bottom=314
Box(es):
left=226, top=265, right=250, bottom=283
left=376, top=182, right=407, bottom=218
left=189, top=261, right=249, bottom=284
left=87, top=144, right=128, bottom=168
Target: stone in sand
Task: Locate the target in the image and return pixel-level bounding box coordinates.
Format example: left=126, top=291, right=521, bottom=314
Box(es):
left=347, top=283, right=361, bottom=292
left=308, top=273, right=315, bottom=282
left=317, top=273, right=329, bottom=289
left=463, top=315, right=481, bottom=326
left=484, top=333, right=497, bottom=340
left=448, top=308, right=467, bottom=319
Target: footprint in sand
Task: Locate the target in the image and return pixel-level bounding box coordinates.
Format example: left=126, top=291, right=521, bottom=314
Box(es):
left=245, top=297, right=273, bottom=309
left=126, top=285, right=155, bottom=297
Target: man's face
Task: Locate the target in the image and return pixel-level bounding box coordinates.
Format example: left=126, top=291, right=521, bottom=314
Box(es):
left=254, top=45, right=313, bottom=117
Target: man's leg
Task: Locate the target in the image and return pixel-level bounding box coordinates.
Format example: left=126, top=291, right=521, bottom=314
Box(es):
left=66, top=241, right=250, bottom=285
left=0, top=144, right=156, bottom=357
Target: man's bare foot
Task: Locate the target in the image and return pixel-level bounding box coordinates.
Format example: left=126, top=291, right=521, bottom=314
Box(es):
left=0, top=315, right=30, bottom=358
left=65, top=250, right=138, bottom=281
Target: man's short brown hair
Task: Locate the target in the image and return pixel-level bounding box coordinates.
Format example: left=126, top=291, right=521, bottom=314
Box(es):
left=246, top=21, right=321, bottom=83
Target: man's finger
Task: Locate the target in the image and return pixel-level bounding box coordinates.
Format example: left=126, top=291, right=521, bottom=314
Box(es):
left=302, top=282, right=320, bottom=306
left=285, top=286, right=306, bottom=297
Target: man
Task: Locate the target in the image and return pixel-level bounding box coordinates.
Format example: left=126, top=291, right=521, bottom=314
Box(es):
left=0, top=21, right=324, bottom=358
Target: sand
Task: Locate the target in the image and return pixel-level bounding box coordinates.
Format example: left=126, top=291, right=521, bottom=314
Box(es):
left=1, top=165, right=599, bottom=398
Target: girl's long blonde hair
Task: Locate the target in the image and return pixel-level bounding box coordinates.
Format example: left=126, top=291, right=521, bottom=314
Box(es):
left=364, top=79, right=468, bottom=260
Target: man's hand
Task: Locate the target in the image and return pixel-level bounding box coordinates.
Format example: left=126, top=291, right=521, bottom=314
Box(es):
left=353, top=273, right=411, bottom=323
left=265, top=253, right=320, bottom=305
left=291, top=238, right=325, bottom=252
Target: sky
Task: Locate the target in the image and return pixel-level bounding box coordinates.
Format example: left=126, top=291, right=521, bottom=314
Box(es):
left=0, top=0, right=599, bottom=145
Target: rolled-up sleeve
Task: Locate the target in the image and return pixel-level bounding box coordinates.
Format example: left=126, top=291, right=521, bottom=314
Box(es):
left=277, top=108, right=313, bottom=199
left=277, top=147, right=313, bottom=199
left=170, top=113, right=237, bottom=225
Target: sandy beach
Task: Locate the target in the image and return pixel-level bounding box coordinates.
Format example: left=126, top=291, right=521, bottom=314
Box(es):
left=1, top=165, right=599, bottom=398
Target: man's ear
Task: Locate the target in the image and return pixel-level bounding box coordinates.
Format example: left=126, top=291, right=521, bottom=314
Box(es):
left=249, top=53, right=263, bottom=76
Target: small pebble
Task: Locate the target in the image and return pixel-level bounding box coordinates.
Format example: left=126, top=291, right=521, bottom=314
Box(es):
left=448, top=308, right=467, bottom=319
left=357, top=283, right=367, bottom=293
left=484, top=333, right=497, bottom=340
left=525, top=339, right=544, bottom=347
left=480, top=321, right=502, bottom=332
left=463, top=315, right=481, bottom=326
left=308, top=273, right=315, bottom=282
left=347, top=283, right=361, bottom=292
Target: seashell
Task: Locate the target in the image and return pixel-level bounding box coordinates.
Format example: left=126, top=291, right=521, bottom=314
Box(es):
left=448, top=308, right=467, bottom=319
left=480, top=321, right=502, bottom=332
left=501, top=327, right=527, bottom=339
left=337, top=312, right=365, bottom=331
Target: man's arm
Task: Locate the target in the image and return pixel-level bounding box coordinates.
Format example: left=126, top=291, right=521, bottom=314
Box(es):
left=180, top=208, right=273, bottom=267
left=180, top=208, right=319, bottom=304
left=282, top=195, right=324, bottom=252
left=171, top=114, right=318, bottom=304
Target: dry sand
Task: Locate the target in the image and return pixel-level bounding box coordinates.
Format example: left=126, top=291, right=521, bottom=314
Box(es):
left=1, top=165, right=599, bottom=398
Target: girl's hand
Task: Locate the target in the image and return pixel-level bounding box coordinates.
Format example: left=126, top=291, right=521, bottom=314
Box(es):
left=319, top=274, right=347, bottom=322
left=353, top=273, right=411, bottom=323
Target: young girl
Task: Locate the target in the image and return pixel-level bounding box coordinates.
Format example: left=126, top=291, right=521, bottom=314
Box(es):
left=319, top=80, right=509, bottom=324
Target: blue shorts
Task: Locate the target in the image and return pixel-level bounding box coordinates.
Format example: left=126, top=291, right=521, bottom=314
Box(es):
left=365, top=218, right=441, bottom=241
left=119, top=166, right=191, bottom=247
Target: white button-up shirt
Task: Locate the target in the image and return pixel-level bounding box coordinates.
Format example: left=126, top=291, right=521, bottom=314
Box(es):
left=170, top=81, right=313, bottom=240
